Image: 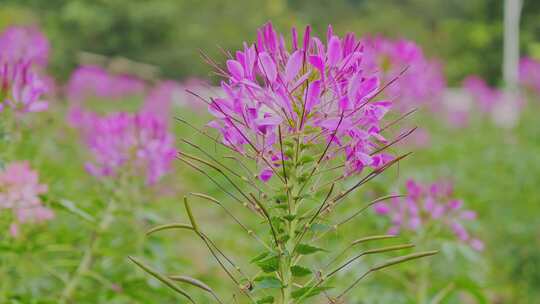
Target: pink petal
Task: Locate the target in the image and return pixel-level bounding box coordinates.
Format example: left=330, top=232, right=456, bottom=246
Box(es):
left=226, top=60, right=244, bottom=80
left=259, top=167, right=273, bottom=182
left=327, top=36, right=342, bottom=67
left=305, top=80, right=321, bottom=114
left=308, top=55, right=324, bottom=73
left=285, top=51, right=303, bottom=82
left=259, top=52, right=277, bottom=82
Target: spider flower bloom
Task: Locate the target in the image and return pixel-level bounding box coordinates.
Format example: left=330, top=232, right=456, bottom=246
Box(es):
left=0, top=61, right=49, bottom=113
left=207, top=22, right=395, bottom=179
left=0, top=26, right=50, bottom=67
left=361, top=37, right=446, bottom=111
left=519, top=57, right=540, bottom=95
left=83, top=112, right=176, bottom=185
left=375, top=179, right=483, bottom=251
left=0, top=161, right=53, bottom=237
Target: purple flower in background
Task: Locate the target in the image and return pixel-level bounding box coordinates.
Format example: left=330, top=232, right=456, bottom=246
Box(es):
left=207, top=22, right=396, bottom=179
left=66, top=65, right=146, bottom=103
left=141, top=81, right=182, bottom=123
left=0, top=26, right=50, bottom=67
left=375, top=179, right=483, bottom=251
left=462, top=75, right=523, bottom=128
left=82, top=112, right=176, bottom=185
left=0, top=61, right=49, bottom=113
left=361, top=37, right=446, bottom=112
left=463, top=75, right=500, bottom=113
left=0, top=161, right=54, bottom=237
left=519, top=57, right=540, bottom=95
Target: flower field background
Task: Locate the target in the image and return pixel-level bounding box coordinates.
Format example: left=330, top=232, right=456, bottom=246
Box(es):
left=1, top=1, right=539, bottom=303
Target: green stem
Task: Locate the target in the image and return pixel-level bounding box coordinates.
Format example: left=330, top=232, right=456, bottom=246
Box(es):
left=416, top=249, right=430, bottom=304
left=281, top=216, right=298, bottom=304
left=59, top=200, right=116, bottom=303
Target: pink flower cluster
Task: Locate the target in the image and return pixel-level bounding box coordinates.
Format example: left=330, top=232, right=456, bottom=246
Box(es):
left=141, top=80, right=182, bottom=123
left=0, top=61, right=49, bottom=113
left=519, top=57, right=540, bottom=95
left=66, top=65, right=146, bottom=102
left=0, top=161, right=54, bottom=237
left=82, top=112, right=176, bottom=185
left=463, top=75, right=501, bottom=113
left=0, top=26, right=50, bottom=114
left=375, top=179, right=483, bottom=251
left=208, top=23, right=395, bottom=179
left=0, top=26, right=50, bottom=67
left=361, top=37, right=446, bottom=111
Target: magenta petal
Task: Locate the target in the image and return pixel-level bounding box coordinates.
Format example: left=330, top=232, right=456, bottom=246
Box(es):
left=308, top=55, right=324, bottom=73
left=357, top=76, right=379, bottom=101
left=305, top=80, right=321, bottom=114
left=303, top=25, right=311, bottom=51
left=259, top=167, right=273, bottom=182
left=327, top=36, right=342, bottom=67
left=285, top=51, right=303, bottom=82
left=226, top=60, right=244, bottom=80
left=259, top=52, right=277, bottom=82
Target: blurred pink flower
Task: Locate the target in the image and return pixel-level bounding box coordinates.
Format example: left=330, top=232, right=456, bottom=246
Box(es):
left=462, top=75, right=523, bottom=128
left=361, top=37, right=446, bottom=112
left=141, top=81, right=182, bottom=123
left=519, top=57, right=540, bottom=95
left=375, top=179, right=483, bottom=250
left=0, top=26, right=50, bottom=67
left=463, top=75, right=500, bottom=113
left=207, top=22, right=395, bottom=179
left=0, top=161, right=54, bottom=237
left=0, top=61, right=49, bottom=113
left=66, top=65, right=146, bottom=103
left=82, top=112, right=176, bottom=185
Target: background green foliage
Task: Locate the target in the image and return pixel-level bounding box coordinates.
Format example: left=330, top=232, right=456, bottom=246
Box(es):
left=1, top=1, right=540, bottom=303
left=2, top=0, right=540, bottom=84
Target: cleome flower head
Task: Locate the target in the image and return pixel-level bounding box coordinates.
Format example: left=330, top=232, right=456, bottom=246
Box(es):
left=0, top=60, right=49, bottom=113
left=0, top=161, right=54, bottom=237
left=0, top=26, right=51, bottom=114
left=0, top=26, right=50, bottom=67
left=375, top=179, right=483, bottom=251
left=82, top=111, right=176, bottom=185
left=207, top=22, right=398, bottom=180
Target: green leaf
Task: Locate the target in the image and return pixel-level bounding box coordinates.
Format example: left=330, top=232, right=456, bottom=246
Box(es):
left=254, top=276, right=282, bottom=290
left=256, top=255, right=280, bottom=273
left=299, top=155, right=315, bottom=165
left=128, top=256, right=195, bottom=303
left=291, top=265, right=312, bottom=277
left=283, top=214, right=296, bottom=221
left=256, top=296, right=275, bottom=304
left=292, top=286, right=332, bottom=299
left=295, top=244, right=326, bottom=255
left=309, top=223, right=332, bottom=233
left=250, top=252, right=269, bottom=264
left=57, top=199, right=95, bottom=223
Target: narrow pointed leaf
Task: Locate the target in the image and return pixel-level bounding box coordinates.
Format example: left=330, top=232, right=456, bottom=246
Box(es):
left=128, top=256, right=195, bottom=303
left=146, top=223, right=194, bottom=236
